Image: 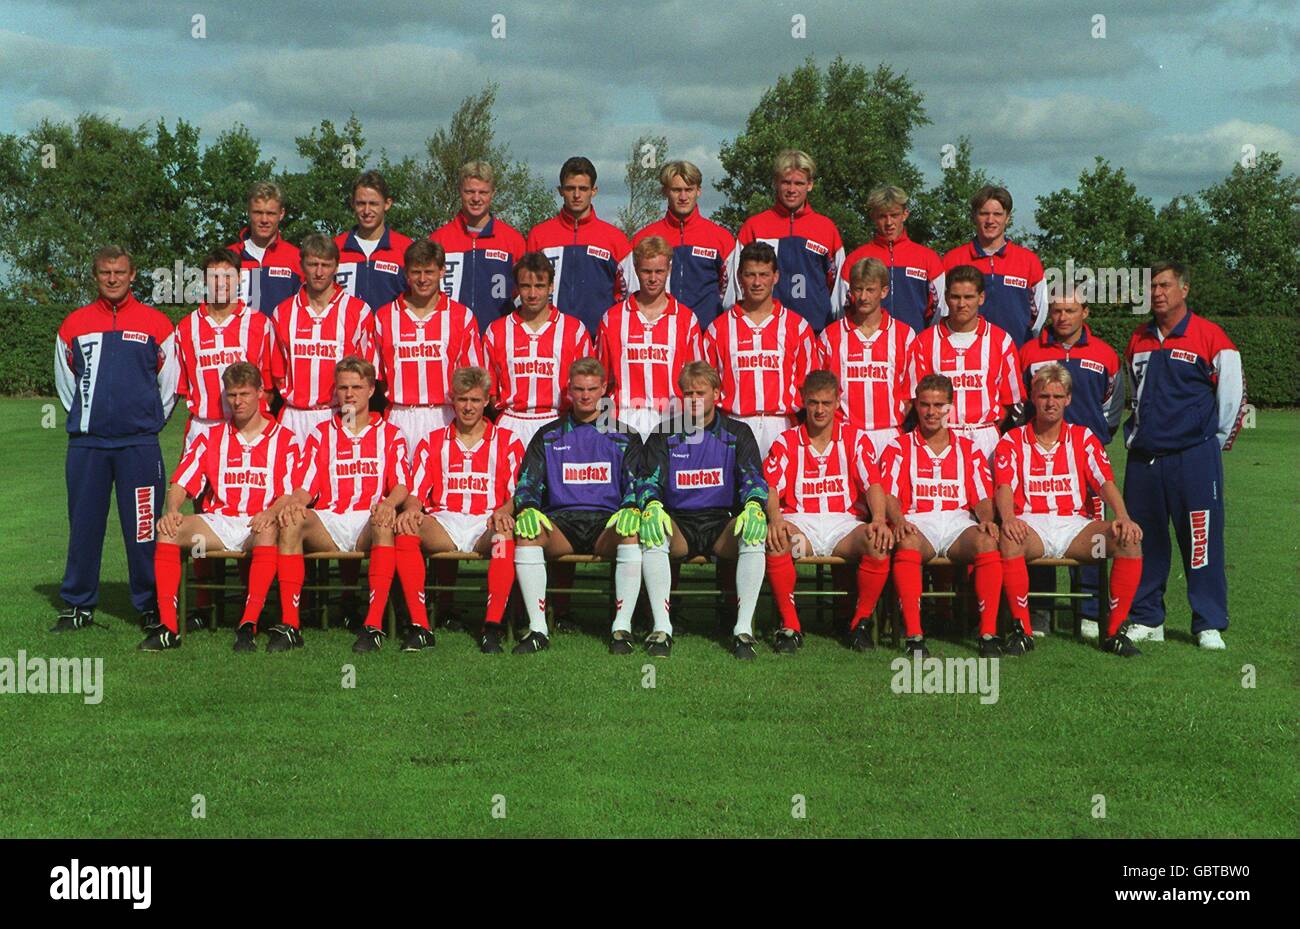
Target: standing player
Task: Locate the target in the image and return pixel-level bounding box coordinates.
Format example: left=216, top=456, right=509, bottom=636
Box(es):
left=526, top=156, right=630, bottom=335
left=511, top=359, right=643, bottom=655
left=818, top=256, right=915, bottom=458
left=429, top=161, right=526, bottom=333
left=762, top=371, right=894, bottom=653
left=942, top=186, right=1047, bottom=347
left=879, top=375, right=1003, bottom=659
left=1122, top=262, right=1245, bottom=649
left=597, top=235, right=704, bottom=440
left=905, top=265, right=1023, bottom=460
left=270, top=234, right=376, bottom=447
left=993, top=364, right=1145, bottom=657
left=838, top=185, right=946, bottom=333
left=736, top=149, right=844, bottom=332
left=396, top=366, right=525, bottom=655
left=53, top=245, right=179, bottom=633
left=705, top=242, right=817, bottom=459
left=628, top=160, right=737, bottom=332
left=636, top=361, right=768, bottom=658
left=334, top=170, right=413, bottom=314
left=142, top=363, right=297, bottom=651
left=228, top=181, right=301, bottom=316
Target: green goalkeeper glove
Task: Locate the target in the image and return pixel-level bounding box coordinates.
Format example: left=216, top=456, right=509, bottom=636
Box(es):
left=514, top=507, right=553, bottom=540
left=606, top=506, right=642, bottom=538
left=639, top=500, right=673, bottom=547
left=733, top=499, right=768, bottom=546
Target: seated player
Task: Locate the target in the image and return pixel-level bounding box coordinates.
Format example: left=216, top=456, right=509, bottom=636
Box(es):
left=763, top=371, right=894, bottom=654
left=511, top=358, right=643, bottom=655
left=993, top=363, right=1144, bottom=657
left=395, top=366, right=525, bottom=655
left=277, top=357, right=417, bottom=654
left=142, top=363, right=298, bottom=652
left=636, top=361, right=768, bottom=659
left=879, top=374, right=1003, bottom=659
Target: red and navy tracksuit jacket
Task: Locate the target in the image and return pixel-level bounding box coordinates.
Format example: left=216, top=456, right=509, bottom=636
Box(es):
left=55, top=295, right=180, bottom=612
left=629, top=207, right=737, bottom=332
left=1122, top=310, right=1246, bottom=633
left=840, top=231, right=946, bottom=333
left=430, top=212, right=527, bottom=332
left=736, top=202, right=845, bottom=333
left=228, top=230, right=302, bottom=316
left=942, top=239, right=1046, bottom=347
left=334, top=226, right=412, bottom=312
left=1019, top=325, right=1123, bottom=445
left=527, top=209, right=630, bottom=336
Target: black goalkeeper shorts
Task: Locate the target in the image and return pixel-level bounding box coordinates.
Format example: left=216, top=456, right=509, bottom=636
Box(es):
left=673, top=508, right=733, bottom=559
left=551, top=508, right=614, bottom=555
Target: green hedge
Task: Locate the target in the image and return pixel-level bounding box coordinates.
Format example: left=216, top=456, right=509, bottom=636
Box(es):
left=5, top=301, right=1296, bottom=405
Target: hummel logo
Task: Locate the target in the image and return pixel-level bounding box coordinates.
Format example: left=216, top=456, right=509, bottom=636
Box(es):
left=663, top=600, right=671, bottom=614
left=615, top=598, right=624, bottom=612
left=292, top=594, right=300, bottom=608
left=1015, top=596, right=1028, bottom=608
left=1109, top=597, right=1119, bottom=610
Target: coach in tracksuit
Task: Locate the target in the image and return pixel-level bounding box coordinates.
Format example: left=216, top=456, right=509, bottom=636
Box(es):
left=53, top=246, right=180, bottom=631
left=1122, top=261, right=1244, bottom=650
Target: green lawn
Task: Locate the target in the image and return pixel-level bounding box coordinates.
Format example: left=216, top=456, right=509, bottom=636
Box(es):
left=0, top=398, right=1294, bottom=838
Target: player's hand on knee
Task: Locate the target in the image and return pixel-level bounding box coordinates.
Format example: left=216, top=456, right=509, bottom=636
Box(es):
left=1112, top=517, right=1142, bottom=547
left=514, top=507, right=552, bottom=540
left=977, top=519, right=1000, bottom=542
left=894, top=519, right=917, bottom=544
left=766, top=516, right=789, bottom=553
left=868, top=518, right=893, bottom=551
left=249, top=511, right=274, bottom=535
left=371, top=501, right=396, bottom=530
left=395, top=509, right=422, bottom=536
left=1003, top=517, right=1028, bottom=545
left=157, top=511, right=184, bottom=540
left=489, top=507, right=514, bottom=535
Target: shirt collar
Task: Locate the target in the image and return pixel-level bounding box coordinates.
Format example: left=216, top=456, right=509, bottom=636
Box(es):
left=557, top=208, right=597, bottom=230
left=971, top=238, right=1009, bottom=258
left=772, top=201, right=812, bottom=220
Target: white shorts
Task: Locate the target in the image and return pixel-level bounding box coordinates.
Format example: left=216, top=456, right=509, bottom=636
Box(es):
left=315, top=509, right=372, bottom=553
left=428, top=510, right=490, bottom=554
left=496, top=410, right=558, bottom=449
left=786, top=512, right=862, bottom=558
left=949, top=422, right=1001, bottom=459
left=1019, top=513, right=1093, bottom=560
left=183, top=416, right=223, bottom=454
left=908, top=509, right=977, bottom=559
left=199, top=513, right=253, bottom=553
left=737, top=414, right=797, bottom=460
left=387, top=404, right=455, bottom=460
left=279, top=406, right=333, bottom=448
left=864, top=426, right=903, bottom=460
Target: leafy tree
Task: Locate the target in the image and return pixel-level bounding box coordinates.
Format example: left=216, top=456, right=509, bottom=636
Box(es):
left=714, top=56, right=928, bottom=248
left=198, top=125, right=277, bottom=248
left=909, top=137, right=1002, bottom=255
left=616, top=134, right=668, bottom=236
left=278, top=115, right=368, bottom=243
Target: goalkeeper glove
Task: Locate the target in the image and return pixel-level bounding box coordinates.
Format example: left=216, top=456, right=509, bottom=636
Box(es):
left=514, top=507, right=553, bottom=540
left=639, top=500, right=673, bottom=547
left=733, top=499, right=768, bottom=546
left=606, top=506, right=642, bottom=538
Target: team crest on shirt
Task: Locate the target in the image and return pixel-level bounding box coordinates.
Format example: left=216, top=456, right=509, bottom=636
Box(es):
left=374, top=261, right=400, bottom=275
left=905, top=267, right=927, bottom=280
left=1004, top=276, right=1027, bottom=288
left=1189, top=510, right=1210, bottom=569
left=675, top=468, right=723, bottom=489
left=586, top=246, right=611, bottom=261
left=691, top=246, right=718, bottom=260
left=562, top=462, right=611, bottom=484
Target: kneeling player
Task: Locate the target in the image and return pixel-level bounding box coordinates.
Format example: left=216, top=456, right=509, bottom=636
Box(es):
left=993, top=363, right=1144, bottom=656
left=763, top=371, right=894, bottom=654
left=396, top=366, right=525, bottom=655
left=880, top=374, right=1003, bottom=659
left=279, top=357, right=417, bottom=653
left=143, top=363, right=298, bottom=652
left=636, top=361, right=768, bottom=659
left=511, top=358, right=643, bottom=655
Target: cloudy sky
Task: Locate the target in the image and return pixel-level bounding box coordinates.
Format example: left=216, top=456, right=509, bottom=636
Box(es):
left=1, top=0, right=1295, bottom=232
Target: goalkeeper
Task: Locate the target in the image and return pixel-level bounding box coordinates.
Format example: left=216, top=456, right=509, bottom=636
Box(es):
left=636, top=361, right=769, bottom=660
left=511, top=358, right=644, bottom=655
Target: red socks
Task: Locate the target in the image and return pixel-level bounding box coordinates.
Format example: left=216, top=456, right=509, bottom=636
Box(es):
left=155, top=542, right=182, bottom=634
left=1002, top=555, right=1032, bottom=635
left=765, top=551, right=800, bottom=632
left=239, top=545, right=278, bottom=630
left=485, top=537, right=515, bottom=626
left=852, top=557, right=890, bottom=629
left=972, top=551, right=1003, bottom=637
left=1108, top=555, right=1143, bottom=637
left=394, top=535, right=429, bottom=629
left=364, top=545, right=396, bottom=629
left=893, top=549, right=924, bottom=638
left=277, top=553, right=305, bottom=629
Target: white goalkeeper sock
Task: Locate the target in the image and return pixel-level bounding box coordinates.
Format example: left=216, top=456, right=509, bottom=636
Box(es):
left=734, top=541, right=766, bottom=637
left=611, top=543, right=643, bottom=633
left=641, top=539, right=673, bottom=634
left=514, top=545, right=549, bottom=634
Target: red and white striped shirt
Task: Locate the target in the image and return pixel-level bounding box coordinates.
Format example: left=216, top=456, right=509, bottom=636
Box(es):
left=373, top=293, right=483, bottom=406
left=410, top=420, right=525, bottom=516
left=906, top=318, right=1023, bottom=426
left=764, top=423, right=881, bottom=515
left=993, top=422, right=1112, bottom=518
left=175, top=302, right=276, bottom=420
left=293, top=413, right=410, bottom=514
left=879, top=429, right=992, bottom=515
left=172, top=419, right=297, bottom=517
left=817, top=311, right=914, bottom=431
left=483, top=306, right=593, bottom=414
left=597, top=293, right=703, bottom=416
left=271, top=286, right=375, bottom=409
left=705, top=302, right=816, bottom=416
